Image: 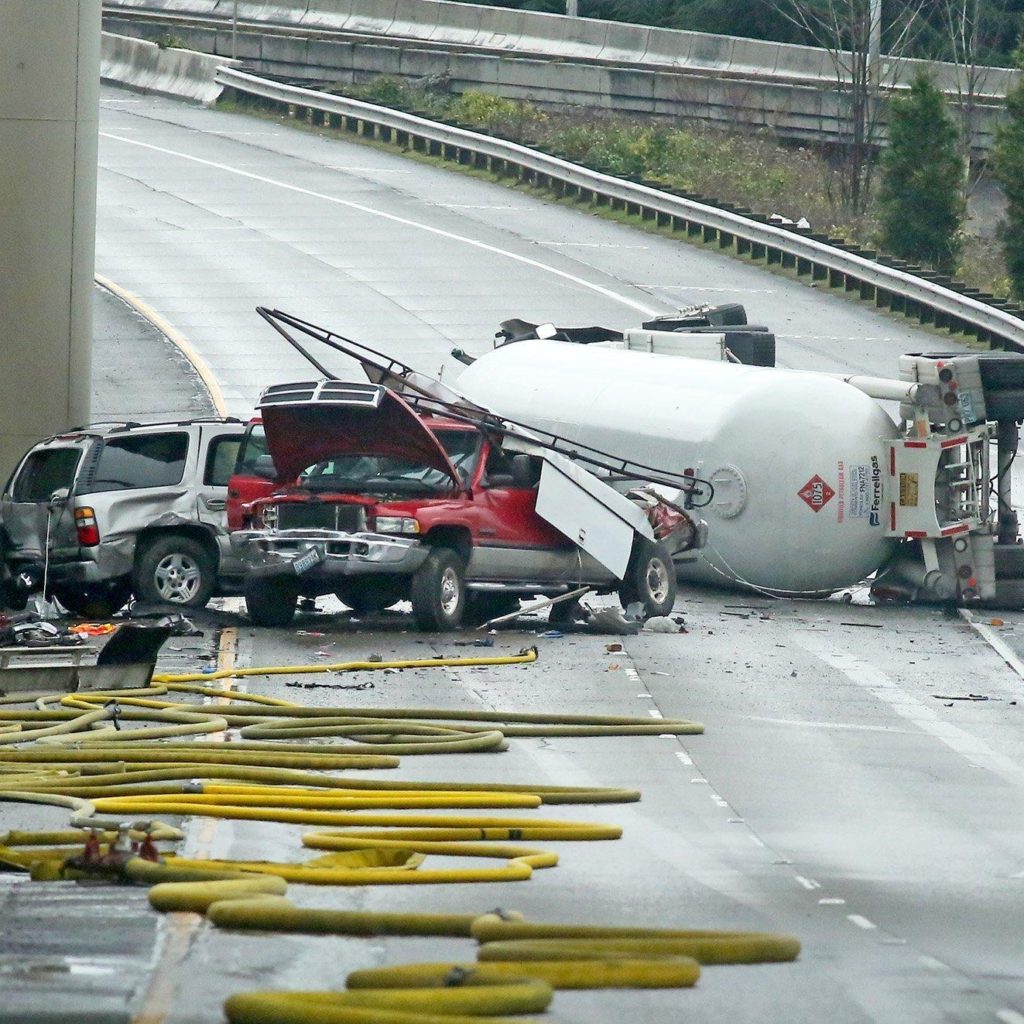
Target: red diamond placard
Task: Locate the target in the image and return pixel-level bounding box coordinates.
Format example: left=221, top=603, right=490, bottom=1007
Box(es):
left=798, top=474, right=835, bottom=512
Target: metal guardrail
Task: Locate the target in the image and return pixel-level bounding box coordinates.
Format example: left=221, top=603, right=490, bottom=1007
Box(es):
left=217, top=66, right=1024, bottom=353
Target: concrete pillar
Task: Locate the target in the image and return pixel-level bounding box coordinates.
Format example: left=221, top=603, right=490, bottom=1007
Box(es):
left=0, top=0, right=100, bottom=478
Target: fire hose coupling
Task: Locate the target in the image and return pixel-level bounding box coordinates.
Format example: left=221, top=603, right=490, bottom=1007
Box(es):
left=443, top=966, right=475, bottom=987
left=103, top=699, right=123, bottom=731
left=182, top=780, right=204, bottom=794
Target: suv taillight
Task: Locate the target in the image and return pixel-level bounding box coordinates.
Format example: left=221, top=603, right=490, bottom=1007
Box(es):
left=75, top=506, right=100, bottom=546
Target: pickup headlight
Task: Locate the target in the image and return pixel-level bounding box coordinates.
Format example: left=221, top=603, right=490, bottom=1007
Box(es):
left=260, top=504, right=279, bottom=529
left=374, top=516, right=420, bottom=534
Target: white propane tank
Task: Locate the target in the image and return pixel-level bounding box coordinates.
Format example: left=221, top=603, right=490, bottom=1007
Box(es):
left=457, top=340, right=899, bottom=594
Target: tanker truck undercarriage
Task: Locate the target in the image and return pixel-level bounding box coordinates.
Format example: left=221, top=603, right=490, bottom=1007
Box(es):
left=254, top=305, right=1024, bottom=611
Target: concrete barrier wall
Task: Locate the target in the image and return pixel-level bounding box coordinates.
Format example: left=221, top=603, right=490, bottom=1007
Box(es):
left=105, top=0, right=1019, bottom=99
left=100, top=31, right=237, bottom=103
left=101, top=2, right=1009, bottom=149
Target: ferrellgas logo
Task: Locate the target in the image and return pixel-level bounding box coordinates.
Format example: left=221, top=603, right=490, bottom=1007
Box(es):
left=798, top=474, right=835, bottom=512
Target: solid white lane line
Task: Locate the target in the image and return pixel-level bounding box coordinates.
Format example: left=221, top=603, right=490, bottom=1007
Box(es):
left=959, top=609, right=1024, bottom=681
left=795, top=635, right=1024, bottom=786
left=100, top=132, right=659, bottom=316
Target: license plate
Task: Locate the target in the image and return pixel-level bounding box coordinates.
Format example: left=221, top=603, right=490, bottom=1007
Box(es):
left=292, top=545, right=326, bottom=575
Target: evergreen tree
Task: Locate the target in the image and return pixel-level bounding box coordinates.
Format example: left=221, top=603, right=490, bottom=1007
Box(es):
left=993, top=47, right=1024, bottom=298
left=878, top=74, right=965, bottom=273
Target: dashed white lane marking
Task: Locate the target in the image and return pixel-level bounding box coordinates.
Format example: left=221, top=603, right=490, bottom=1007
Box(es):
left=648, top=709, right=664, bottom=718
left=818, top=898, right=846, bottom=905
left=100, top=132, right=659, bottom=317
left=847, top=914, right=877, bottom=930
left=749, top=835, right=765, bottom=847
left=919, top=955, right=952, bottom=972
left=711, top=795, right=729, bottom=808
left=690, top=777, right=708, bottom=784
left=674, top=752, right=693, bottom=766
left=795, top=875, right=822, bottom=890
left=996, top=1009, right=1024, bottom=1024
left=795, top=636, right=1024, bottom=786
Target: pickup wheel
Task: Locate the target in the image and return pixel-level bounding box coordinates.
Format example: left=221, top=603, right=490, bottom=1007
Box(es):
left=336, top=577, right=406, bottom=614
left=134, top=535, right=216, bottom=608
left=410, top=547, right=466, bottom=631
left=245, top=576, right=298, bottom=627
left=618, top=539, right=677, bottom=618
left=53, top=578, right=132, bottom=618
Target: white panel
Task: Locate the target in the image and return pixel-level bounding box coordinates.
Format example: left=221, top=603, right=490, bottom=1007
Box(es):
left=534, top=455, right=651, bottom=579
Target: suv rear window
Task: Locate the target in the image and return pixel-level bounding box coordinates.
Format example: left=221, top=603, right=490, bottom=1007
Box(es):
left=11, top=447, right=82, bottom=502
left=87, top=432, right=189, bottom=492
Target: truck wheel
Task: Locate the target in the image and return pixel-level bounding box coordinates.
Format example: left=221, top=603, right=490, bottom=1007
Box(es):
left=618, top=540, right=677, bottom=618
left=53, top=578, right=132, bottom=618
left=134, top=535, right=216, bottom=608
left=245, top=576, right=298, bottom=627
left=336, top=577, right=406, bottom=614
left=410, top=548, right=466, bottom=631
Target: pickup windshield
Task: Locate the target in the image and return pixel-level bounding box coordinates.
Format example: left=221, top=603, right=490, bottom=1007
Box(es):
left=298, top=429, right=480, bottom=495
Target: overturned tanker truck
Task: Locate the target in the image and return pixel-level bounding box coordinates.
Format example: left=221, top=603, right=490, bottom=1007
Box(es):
left=453, top=308, right=1024, bottom=606
left=257, top=306, right=1024, bottom=607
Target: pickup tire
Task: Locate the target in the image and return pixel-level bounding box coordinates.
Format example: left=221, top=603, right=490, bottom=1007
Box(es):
left=410, top=548, right=466, bottom=631
left=53, top=578, right=133, bottom=618
left=134, top=535, right=216, bottom=608
left=618, top=539, right=677, bottom=618
left=336, top=577, right=406, bottom=614
left=245, top=576, right=298, bottom=627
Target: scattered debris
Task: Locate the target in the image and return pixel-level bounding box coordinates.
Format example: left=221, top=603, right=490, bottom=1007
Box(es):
left=932, top=693, right=995, bottom=701
left=644, top=617, right=679, bottom=633
left=539, top=630, right=564, bottom=639
left=286, top=679, right=376, bottom=691
left=839, top=622, right=884, bottom=629
left=605, top=642, right=623, bottom=653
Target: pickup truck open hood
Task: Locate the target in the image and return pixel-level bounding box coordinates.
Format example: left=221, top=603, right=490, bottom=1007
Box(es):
left=258, top=381, right=462, bottom=486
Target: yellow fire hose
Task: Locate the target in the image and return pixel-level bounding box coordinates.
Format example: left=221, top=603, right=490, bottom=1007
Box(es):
left=152, top=648, right=540, bottom=685
left=470, top=917, right=802, bottom=963
left=224, top=989, right=547, bottom=1024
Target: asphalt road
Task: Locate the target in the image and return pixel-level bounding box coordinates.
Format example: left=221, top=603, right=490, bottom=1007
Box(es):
left=13, top=85, right=1020, bottom=1024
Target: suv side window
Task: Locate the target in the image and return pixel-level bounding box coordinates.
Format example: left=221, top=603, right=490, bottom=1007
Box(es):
left=11, top=448, right=82, bottom=502
left=88, top=432, right=189, bottom=492
left=205, top=435, right=242, bottom=487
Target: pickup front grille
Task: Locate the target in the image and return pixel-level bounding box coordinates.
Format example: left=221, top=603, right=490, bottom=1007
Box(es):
left=277, top=503, right=366, bottom=532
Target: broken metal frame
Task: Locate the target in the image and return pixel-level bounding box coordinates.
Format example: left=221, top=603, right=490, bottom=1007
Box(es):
left=255, top=307, right=715, bottom=506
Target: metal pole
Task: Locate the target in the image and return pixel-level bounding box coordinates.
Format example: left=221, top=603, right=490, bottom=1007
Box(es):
left=868, top=0, right=882, bottom=89
left=566, top=0, right=578, bottom=16
left=232, top=0, right=238, bottom=59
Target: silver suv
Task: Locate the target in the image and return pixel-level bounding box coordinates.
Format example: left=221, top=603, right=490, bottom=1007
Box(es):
left=0, top=419, right=246, bottom=615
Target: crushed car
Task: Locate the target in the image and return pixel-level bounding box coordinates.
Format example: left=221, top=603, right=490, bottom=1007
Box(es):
left=230, top=377, right=707, bottom=631
left=0, top=418, right=247, bottom=615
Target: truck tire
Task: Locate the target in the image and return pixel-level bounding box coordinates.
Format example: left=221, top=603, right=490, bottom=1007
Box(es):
left=245, top=576, right=298, bottom=627
left=618, top=539, right=677, bottom=618
left=410, top=548, right=466, bottom=631
left=53, top=578, right=133, bottom=618
left=134, top=535, right=216, bottom=608
left=336, top=577, right=406, bottom=614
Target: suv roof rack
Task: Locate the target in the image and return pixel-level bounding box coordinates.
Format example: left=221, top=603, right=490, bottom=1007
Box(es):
left=66, top=416, right=243, bottom=433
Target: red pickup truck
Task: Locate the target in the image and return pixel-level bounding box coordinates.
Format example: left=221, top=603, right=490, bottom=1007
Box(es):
left=229, top=380, right=703, bottom=630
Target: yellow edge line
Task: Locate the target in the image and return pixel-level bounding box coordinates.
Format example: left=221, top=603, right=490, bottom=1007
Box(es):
left=131, top=627, right=239, bottom=1024
left=95, top=273, right=228, bottom=417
